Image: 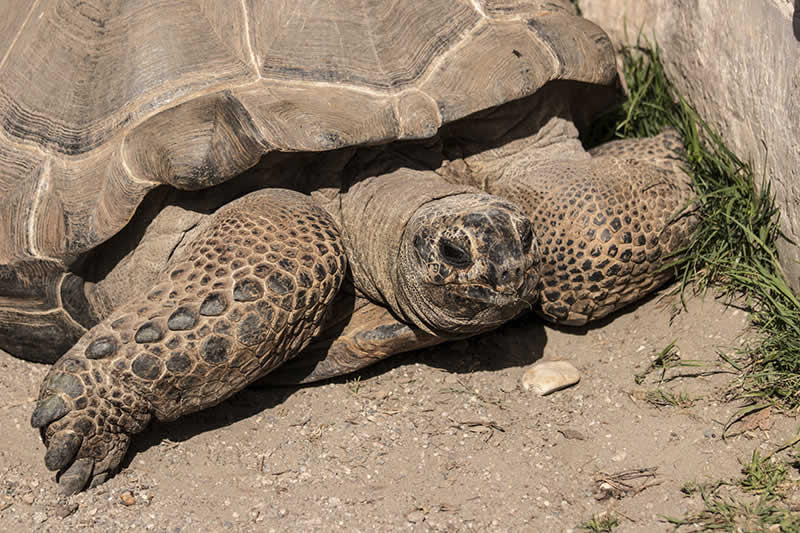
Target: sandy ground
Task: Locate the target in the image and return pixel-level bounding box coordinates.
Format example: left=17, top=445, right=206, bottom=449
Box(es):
left=1, top=285, right=797, bottom=532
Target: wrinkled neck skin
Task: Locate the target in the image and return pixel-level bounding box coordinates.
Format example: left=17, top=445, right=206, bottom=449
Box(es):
left=316, top=165, right=472, bottom=331
left=319, top=156, right=540, bottom=336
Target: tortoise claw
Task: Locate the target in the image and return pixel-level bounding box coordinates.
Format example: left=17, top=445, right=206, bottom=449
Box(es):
left=58, top=457, right=94, bottom=495
left=31, top=395, right=71, bottom=428
left=34, top=357, right=149, bottom=494
left=44, top=431, right=82, bottom=471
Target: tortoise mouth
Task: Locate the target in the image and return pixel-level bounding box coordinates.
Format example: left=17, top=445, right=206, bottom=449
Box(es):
left=420, top=285, right=534, bottom=336
left=397, top=263, right=540, bottom=335
left=426, top=259, right=540, bottom=302
left=423, top=262, right=540, bottom=324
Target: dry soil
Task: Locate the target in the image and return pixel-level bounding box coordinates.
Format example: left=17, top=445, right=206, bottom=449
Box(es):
left=1, top=286, right=797, bottom=532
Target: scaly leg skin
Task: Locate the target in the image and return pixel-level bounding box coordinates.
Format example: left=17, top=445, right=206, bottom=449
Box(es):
left=587, top=129, right=687, bottom=175
left=509, top=131, right=695, bottom=324
left=262, top=285, right=446, bottom=385
left=453, top=125, right=696, bottom=325
left=31, top=189, right=346, bottom=494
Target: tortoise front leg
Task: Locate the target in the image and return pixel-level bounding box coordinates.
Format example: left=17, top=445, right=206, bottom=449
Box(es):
left=447, top=125, right=696, bottom=325
left=509, top=131, right=696, bottom=324
left=30, top=189, right=346, bottom=493
left=263, top=287, right=447, bottom=385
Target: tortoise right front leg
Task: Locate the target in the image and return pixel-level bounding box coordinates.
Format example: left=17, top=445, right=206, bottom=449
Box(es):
left=263, top=289, right=447, bottom=385
left=31, top=189, right=346, bottom=494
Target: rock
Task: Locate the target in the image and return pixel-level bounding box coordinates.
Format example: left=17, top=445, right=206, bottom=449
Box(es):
left=522, top=361, right=581, bottom=395
left=406, top=510, right=425, bottom=523
left=557, top=428, right=587, bottom=440
left=52, top=502, right=78, bottom=518
left=579, top=0, right=800, bottom=294
left=120, top=491, right=136, bottom=506
left=595, top=482, right=616, bottom=501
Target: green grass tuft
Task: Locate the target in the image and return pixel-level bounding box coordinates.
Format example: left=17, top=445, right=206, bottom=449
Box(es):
left=589, top=38, right=800, bottom=532
left=580, top=514, right=619, bottom=533
left=585, top=41, right=800, bottom=409
left=666, top=450, right=800, bottom=531
left=739, top=451, right=789, bottom=495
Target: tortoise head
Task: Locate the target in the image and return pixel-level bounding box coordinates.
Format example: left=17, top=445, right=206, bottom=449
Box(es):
left=397, top=193, right=541, bottom=335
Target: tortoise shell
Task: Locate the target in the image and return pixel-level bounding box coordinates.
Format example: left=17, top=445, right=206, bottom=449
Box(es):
left=0, top=0, right=616, bottom=359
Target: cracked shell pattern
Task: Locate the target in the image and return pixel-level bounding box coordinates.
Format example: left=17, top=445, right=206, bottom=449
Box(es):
left=35, top=189, right=346, bottom=479
left=494, top=157, right=695, bottom=325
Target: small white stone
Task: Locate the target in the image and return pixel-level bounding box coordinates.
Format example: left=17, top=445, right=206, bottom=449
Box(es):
left=522, top=361, right=581, bottom=395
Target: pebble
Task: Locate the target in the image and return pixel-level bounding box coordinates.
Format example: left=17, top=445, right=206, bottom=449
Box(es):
left=120, top=491, right=136, bottom=506
left=53, top=502, right=79, bottom=518
left=595, top=482, right=615, bottom=500
left=557, top=428, right=586, bottom=440
left=522, top=361, right=581, bottom=395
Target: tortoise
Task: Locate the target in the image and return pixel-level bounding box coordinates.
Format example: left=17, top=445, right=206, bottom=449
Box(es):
left=0, top=1, right=695, bottom=494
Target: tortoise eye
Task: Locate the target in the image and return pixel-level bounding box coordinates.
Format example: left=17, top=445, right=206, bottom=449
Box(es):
left=518, top=219, right=533, bottom=253
left=438, top=238, right=472, bottom=268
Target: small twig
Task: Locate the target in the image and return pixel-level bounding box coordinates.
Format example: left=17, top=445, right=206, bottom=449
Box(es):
left=450, top=420, right=505, bottom=433
left=594, top=467, right=662, bottom=499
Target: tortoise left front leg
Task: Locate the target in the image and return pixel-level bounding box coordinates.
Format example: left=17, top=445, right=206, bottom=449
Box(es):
left=30, top=189, right=346, bottom=493
left=447, top=126, right=696, bottom=325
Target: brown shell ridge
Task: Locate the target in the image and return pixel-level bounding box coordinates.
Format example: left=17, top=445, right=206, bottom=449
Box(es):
left=0, top=144, right=61, bottom=264
left=120, top=88, right=270, bottom=190
left=23, top=157, right=55, bottom=260
left=0, top=1, right=617, bottom=270
left=238, top=0, right=261, bottom=78
left=526, top=11, right=616, bottom=85
left=474, top=0, right=574, bottom=20
left=0, top=1, right=259, bottom=157
left=467, top=0, right=488, bottom=18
